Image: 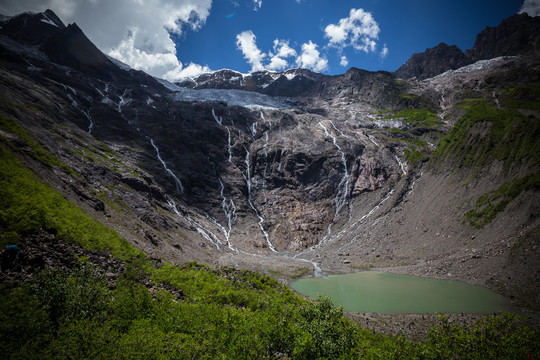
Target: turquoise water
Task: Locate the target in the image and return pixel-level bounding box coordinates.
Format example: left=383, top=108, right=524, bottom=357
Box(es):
left=290, top=271, right=511, bottom=314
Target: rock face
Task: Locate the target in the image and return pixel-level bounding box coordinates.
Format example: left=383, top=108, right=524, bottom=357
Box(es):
left=394, top=43, right=472, bottom=80
left=394, top=13, right=540, bottom=80
left=1, top=9, right=539, bottom=311
left=466, top=13, right=540, bottom=60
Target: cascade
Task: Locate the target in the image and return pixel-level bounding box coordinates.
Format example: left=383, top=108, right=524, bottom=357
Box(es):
left=226, top=127, right=233, bottom=162
left=318, top=121, right=350, bottom=218
left=150, top=139, right=184, bottom=193
left=243, top=146, right=277, bottom=252
left=250, top=122, right=257, bottom=137
left=82, top=109, right=93, bottom=134
left=260, top=111, right=270, bottom=126
left=117, top=89, right=132, bottom=113
left=367, top=133, right=379, bottom=146
left=212, top=109, right=233, bottom=162
left=395, top=155, right=407, bottom=175
left=167, top=198, right=224, bottom=251
left=219, top=178, right=237, bottom=251
left=211, top=108, right=222, bottom=125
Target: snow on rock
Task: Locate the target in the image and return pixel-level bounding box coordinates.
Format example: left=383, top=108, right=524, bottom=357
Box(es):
left=105, top=55, right=131, bottom=71
left=154, top=77, right=184, bottom=92
left=425, top=56, right=520, bottom=81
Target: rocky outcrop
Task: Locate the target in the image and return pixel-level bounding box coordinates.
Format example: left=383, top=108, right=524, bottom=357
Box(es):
left=394, top=13, right=540, bottom=80
left=465, top=13, right=540, bottom=60
left=394, top=43, right=471, bottom=80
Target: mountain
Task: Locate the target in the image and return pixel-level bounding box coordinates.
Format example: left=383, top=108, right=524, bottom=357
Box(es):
left=393, top=42, right=472, bottom=80
left=0, top=8, right=538, bottom=318
left=394, top=13, right=540, bottom=80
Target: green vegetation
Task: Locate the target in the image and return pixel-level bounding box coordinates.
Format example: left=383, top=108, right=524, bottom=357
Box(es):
left=404, top=149, right=425, bottom=165
left=501, top=83, right=540, bottom=111
left=432, top=98, right=540, bottom=168
left=1, top=259, right=538, bottom=359
left=0, top=114, right=76, bottom=175
left=0, top=144, right=139, bottom=259
left=465, top=173, right=540, bottom=228
left=385, top=108, right=440, bottom=126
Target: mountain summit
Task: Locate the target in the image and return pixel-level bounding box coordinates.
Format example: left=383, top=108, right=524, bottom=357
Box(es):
left=394, top=13, right=540, bottom=80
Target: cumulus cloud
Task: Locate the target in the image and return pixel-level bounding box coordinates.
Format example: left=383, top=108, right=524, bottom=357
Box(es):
left=252, top=0, right=262, bottom=11
left=0, top=0, right=213, bottom=80
left=235, top=31, right=326, bottom=73
left=296, top=41, right=328, bottom=72
left=340, top=56, right=349, bottom=67
left=267, top=39, right=297, bottom=71
left=236, top=30, right=266, bottom=71
left=519, top=0, right=540, bottom=16
left=324, top=8, right=381, bottom=53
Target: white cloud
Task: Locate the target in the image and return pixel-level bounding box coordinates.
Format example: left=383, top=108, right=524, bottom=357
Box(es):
left=267, top=39, right=297, bottom=71
left=0, top=0, right=213, bottom=80
left=235, top=30, right=327, bottom=73
left=296, top=41, right=328, bottom=72
left=252, top=0, right=262, bottom=11
left=324, top=8, right=381, bottom=53
left=519, top=0, right=540, bottom=16
left=380, top=44, right=388, bottom=58
left=340, top=56, right=349, bottom=67
left=236, top=30, right=266, bottom=71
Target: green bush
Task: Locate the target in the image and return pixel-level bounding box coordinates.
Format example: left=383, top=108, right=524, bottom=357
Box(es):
left=0, top=144, right=140, bottom=259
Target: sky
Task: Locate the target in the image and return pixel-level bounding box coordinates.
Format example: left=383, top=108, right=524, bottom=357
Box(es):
left=0, top=0, right=538, bottom=81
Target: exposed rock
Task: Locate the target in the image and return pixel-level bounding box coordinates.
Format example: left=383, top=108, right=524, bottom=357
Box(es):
left=394, top=43, right=472, bottom=80
left=466, top=13, right=540, bottom=61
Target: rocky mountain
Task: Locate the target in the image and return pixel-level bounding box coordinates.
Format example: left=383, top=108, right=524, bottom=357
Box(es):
left=394, top=13, right=540, bottom=80
left=393, top=42, right=472, bottom=80
left=1, top=8, right=538, bottom=314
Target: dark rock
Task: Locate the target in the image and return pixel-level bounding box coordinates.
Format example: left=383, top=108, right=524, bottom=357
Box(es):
left=394, top=43, right=472, bottom=80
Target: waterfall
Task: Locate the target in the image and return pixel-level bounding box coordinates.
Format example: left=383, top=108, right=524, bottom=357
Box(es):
left=117, top=89, right=132, bottom=113
left=395, top=155, right=407, bottom=175
left=211, top=108, right=223, bottom=125
left=243, top=146, right=277, bottom=252
left=250, top=122, right=257, bottom=137
left=212, top=109, right=233, bottom=162
left=219, top=178, right=237, bottom=251
left=82, top=109, right=93, bottom=134
left=167, top=198, right=224, bottom=251
left=150, top=139, right=184, bottom=193
left=318, top=121, right=350, bottom=218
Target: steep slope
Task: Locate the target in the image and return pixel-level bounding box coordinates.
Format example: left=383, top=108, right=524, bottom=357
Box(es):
left=0, top=9, right=538, bottom=313
left=394, top=43, right=472, bottom=80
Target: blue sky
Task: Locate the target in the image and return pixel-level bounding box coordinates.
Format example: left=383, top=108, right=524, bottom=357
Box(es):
left=0, top=0, right=535, bottom=80
left=175, top=0, right=525, bottom=75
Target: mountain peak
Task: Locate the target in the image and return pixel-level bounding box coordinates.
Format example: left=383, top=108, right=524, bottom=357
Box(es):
left=393, top=42, right=470, bottom=80
left=42, top=9, right=66, bottom=29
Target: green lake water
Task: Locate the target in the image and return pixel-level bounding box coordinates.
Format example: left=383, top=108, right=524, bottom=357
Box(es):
left=290, top=271, right=511, bottom=314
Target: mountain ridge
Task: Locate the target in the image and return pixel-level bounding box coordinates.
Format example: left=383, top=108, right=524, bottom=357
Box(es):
left=394, top=13, right=540, bottom=80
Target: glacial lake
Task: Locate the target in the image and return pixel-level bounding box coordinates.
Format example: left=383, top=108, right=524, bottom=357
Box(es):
left=291, top=271, right=511, bottom=314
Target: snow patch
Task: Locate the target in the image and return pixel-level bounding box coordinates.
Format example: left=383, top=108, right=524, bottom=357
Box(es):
left=426, top=56, right=520, bottom=81
left=284, top=73, right=297, bottom=81
left=154, top=77, right=183, bottom=92
left=40, top=18, right=58, bottom=27
left=105, top=54, right=131, bottom=71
